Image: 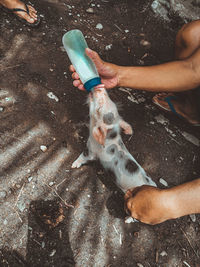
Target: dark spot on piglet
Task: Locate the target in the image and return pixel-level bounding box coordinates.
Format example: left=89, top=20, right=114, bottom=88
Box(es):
left=107, top=129, right=117, bottom=139
left=118, top=151, right=125, bottom=159
left=103, top=112, right=114, bottom=125
left=106, top=144, right=117, bottom=154
left=125, top=159, right=138, bottom=173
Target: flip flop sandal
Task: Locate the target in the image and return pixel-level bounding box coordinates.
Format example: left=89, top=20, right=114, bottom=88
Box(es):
left=153, top=95, right=200, bottom=126
left=2, top=3, right=41, bottom=27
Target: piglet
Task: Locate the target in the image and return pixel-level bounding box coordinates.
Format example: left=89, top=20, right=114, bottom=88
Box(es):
left=72, top=84, right=156, bottom=192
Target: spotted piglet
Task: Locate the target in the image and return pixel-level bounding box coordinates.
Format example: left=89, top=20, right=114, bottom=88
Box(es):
left=72, top=84, right=156, bottom=192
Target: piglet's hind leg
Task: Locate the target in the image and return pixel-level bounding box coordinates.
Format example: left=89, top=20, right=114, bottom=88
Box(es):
left=72, top=151, right=95, bottom=168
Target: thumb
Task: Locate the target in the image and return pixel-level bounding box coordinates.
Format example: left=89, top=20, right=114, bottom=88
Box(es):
left=85, top=48, right=104, bottom=69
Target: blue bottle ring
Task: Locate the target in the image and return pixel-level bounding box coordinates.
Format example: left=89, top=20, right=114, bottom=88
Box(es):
left=84, top=77, right=101, bottom=92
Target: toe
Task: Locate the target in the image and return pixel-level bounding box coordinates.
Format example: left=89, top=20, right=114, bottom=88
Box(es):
left=23, top=12, right=35, bottom=23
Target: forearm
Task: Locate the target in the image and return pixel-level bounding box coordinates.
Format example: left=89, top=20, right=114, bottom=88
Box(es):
left=169, top=179, right=200, bottom=218
left=117, top=49, right=200, bottom=92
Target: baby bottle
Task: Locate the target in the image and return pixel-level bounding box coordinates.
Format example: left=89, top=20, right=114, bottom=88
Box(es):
left=62, top=29, right=101, bottom=92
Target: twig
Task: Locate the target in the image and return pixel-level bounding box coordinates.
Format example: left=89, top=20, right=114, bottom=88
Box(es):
left=183, top=261, right=191, bottom=267
left=14, top=183, right=25, bottom=208
left=113, top=225, right=119, bottom=235
left=181, top=228, right=199, bottom=258
left=114, top=24, right=123, bottom=33
left=0, top=64, right=21, bottom=72
left=55, top=178, right=68, bottom=190
left=42, top=181, right=74, bottom=208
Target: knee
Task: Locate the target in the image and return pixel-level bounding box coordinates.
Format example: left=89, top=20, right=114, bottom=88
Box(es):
left=176, top=20, right=200, bottom=49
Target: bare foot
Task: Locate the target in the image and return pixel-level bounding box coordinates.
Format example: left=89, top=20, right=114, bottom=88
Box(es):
left=1, top=0, right=38, bottom=24
left=153, top=93, right=200, bottom=126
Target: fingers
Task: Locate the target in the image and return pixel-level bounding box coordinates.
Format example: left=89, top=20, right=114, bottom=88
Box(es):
left=85, top=48, right=104, bottom=69
left=73, top=80, right=85, bottom=91
left=69, top=65, right=75, bottom=72
left=72, top=72, right=79, bottom=80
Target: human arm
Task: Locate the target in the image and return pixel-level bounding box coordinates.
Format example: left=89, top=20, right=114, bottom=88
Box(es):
left=124, top=178, right=200, bottom=225
left=70, top=47, right=200, bottom=92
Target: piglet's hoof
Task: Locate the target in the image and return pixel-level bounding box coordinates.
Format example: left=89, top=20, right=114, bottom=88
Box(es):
left=71, top=160, right=82, bottom=169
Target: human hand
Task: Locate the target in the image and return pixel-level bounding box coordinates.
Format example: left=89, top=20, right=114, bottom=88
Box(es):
left=69, top=48, right=120, bottom=91
left=124, top=185, right=174, bottom=225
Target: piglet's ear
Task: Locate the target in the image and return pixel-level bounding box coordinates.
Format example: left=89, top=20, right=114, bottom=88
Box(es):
left=92, top=126, right=107, bottom=145
left=119, top=120, right=133, bottom=135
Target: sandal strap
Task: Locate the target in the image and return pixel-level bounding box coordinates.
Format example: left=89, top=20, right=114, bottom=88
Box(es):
left=164, top=96, right=183, bottom=118
left=11, top=3, right=29, bottom=15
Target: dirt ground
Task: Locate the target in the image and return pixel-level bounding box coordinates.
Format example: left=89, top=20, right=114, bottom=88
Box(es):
left=0, top=0, right=200, bottom=266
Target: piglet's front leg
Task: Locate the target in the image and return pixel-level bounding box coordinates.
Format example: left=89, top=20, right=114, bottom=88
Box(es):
left=71, top=148, right=96, bottom=169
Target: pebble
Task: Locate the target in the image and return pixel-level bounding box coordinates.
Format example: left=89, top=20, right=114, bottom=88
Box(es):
left=105, top=44, right=112, bottom=50
left=137, top=263, right=144, bottom=267
left=50, top=249, right=56, bottom=257
left=125, top=29, right=129, bottom=33
left=96, top=23, right=103, bottom=30
left=28, top=176, right=33, bottom=182
left=125, top=216, right=138, bottom=224
left=159, top=178, right=168, bottom=187
left=40, top=145, right=47, bottom=152
left=189, top=214, right=196, bottom=222
left=5, top=97, right=11, bottom=102
left=160, top=250, right=167, bottom=257
left=3, top=219, right=8, bottom=225
left=86, top=7, right=94, bottom=13
left=0, top=190, right=7, bottom=199
left=49, top=181, right=55, bottom=187
left=0, top=107, right=4, bottom=112
left=140, top=39, right=151, bottom=47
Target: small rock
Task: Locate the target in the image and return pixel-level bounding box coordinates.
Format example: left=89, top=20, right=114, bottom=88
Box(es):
left=40, top=145, right=47, bottom=152
left=47, top=92, right=59, bottom=102
left=0, top=107, right=4, bottom=112
left=86, top=7, right=94, bottom=13
left=159, top=178, right=168, bottom=187
left=160, top=250, right=167, bottom=257
left=50, top=249, right=56, bottom=257
left=41, top=241, right=45, bottom=248
left=124, top=29, right=129, bottom=33
left=125, top=216, right=138, bottom=224
left=49, top=181, right=55, bottom=187
left=0, top=191, right=7, bottom=199
left=28, top=176, right=33, bottom=182
left=189, top=214, right=196, bottom=222
left=105, top=44, right=112, bottom=50
left=3, top=219, right=8, bottom=225
left=96, top=23, right=103, bottom=30
left=60, top=46, right=65, bottom=52
left=137, top=263, right=144, bottom=267
left=140, top=39, right=151, bottom=47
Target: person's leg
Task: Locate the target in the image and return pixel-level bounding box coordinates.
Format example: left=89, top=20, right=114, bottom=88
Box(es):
left=153, top=20, right=200, bottom=125
left=0, top=0, right=38, bottom=24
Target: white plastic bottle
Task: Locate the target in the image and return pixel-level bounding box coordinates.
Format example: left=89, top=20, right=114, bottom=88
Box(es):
left=62, top=29, right=101, bottom=92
